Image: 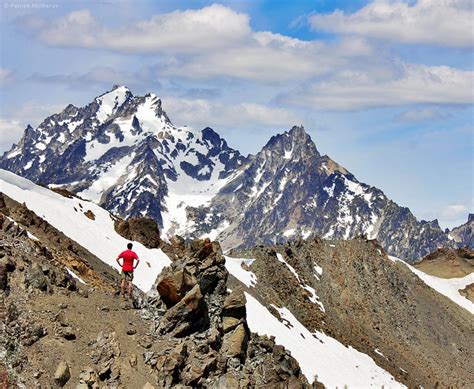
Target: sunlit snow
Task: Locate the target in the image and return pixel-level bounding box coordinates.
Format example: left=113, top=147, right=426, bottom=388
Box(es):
left=389, top=256, right=474, bottom=314
left=0, top=169, right=171, bottom=292
left=224, top=256, right=257, bottom=287
left=245, top=292, right=404, bottom=387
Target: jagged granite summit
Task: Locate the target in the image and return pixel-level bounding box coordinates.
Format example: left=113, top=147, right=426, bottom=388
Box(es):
left=1, top=86, right=245, bottom=233
left=448, top=214, right=474, bottom=248
left=1, top=86, right=470, bottom=262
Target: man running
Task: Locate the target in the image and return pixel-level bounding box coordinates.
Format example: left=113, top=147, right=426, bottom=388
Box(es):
left=116, top=243, right=140, bottom=297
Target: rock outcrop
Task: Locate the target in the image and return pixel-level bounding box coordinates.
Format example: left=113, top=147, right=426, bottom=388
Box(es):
left=414, top=247, right=474, bottom=278
left=114, top=217, right=162, bottom=249
left=148, top=238, right=310, bottom=387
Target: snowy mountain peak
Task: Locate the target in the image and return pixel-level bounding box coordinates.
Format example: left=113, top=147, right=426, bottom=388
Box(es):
left=0, top=86, right=245, bottom=239
left=1, top=87, right=469, bottom=261
left=94, top=85, right=133, bottom=123
left=98, top=84, right=131, bottom=98
left=261, top=125, right=320, bottom=163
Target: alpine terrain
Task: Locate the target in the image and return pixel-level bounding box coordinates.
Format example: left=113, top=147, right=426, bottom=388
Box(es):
left=1, top=86, right=471, bottom=262
left=1, top=170, right=473, bottom=388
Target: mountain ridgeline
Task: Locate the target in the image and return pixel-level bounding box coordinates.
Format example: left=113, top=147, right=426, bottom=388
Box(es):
left=1, top=86, right=470, bottom=262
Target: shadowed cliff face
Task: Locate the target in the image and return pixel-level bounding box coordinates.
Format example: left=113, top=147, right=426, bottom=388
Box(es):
left=114, top=217, right=162, bottom=249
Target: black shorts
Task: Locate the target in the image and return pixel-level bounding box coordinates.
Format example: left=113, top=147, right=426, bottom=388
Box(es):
left=121, top=270, right=134, bottom=281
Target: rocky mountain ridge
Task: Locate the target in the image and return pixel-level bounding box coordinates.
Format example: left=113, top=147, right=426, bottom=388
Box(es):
left=448, top=214, right=474, bottom=248
left=1, top=172, right=473, bottom=387
left=1, top=86, right=471, bottom=262
left=229, top=237, right=474, bottom=387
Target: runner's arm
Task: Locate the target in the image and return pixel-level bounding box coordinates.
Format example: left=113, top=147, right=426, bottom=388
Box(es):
left=133, top=258, right=140, bottom=269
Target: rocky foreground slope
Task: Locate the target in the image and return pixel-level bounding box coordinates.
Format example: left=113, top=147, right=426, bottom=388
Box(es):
left=1, top=86, right=471, bottom=261
left=0, top=194, right=310, bottom=388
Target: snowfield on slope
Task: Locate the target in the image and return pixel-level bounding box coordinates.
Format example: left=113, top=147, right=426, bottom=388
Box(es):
left=0, top=169, right=171, bottom=292
left=224, top=254, right=404, bottom=387
left=245, top=292, right=404, bottom=387
left=389, top=256, right=474, bottom=314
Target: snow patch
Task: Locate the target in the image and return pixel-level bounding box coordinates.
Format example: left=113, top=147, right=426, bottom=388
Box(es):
left=314, top=264, right=323, bottom=278
left=66, top=267, right=87, bottom=285
left=245, top=293, right=404, bottom=387
left=389, top=256, right=474, bottom=314
left=27, top=231, right=39, bottom=241
left=276, top=253, right=324, bottom=311
left=224, top=256, right=257, bottom=288
left=24, top=160, right=34, bottom=170
left=7, top=149, right=21, bottom=159
left=95, top=86, right=128, bottom=123
left=79, top=154, right=135, bottom=203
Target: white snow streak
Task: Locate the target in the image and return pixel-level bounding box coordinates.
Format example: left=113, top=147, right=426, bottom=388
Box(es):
left=66, top=267, right=87, bottom=285
left=224, top=256, right=257, bottom=288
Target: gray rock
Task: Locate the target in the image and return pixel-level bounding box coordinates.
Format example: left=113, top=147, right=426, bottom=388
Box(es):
left=27, top=263, right=48, bottom=291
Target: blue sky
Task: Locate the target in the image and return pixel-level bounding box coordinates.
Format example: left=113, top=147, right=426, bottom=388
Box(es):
left=0, top=0, right=473, bottom=229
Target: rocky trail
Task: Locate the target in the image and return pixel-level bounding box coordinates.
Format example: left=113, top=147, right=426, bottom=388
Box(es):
left=0, top=201, right=310, bottom=388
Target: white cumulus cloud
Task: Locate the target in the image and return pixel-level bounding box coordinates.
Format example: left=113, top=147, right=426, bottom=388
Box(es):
left=280, top=64, right=473, bottom=110
left=162, top=97, right=302, bottom=130
left=23, top=5, right=251, bottom=54
left=310, top=0, right=474, bottom=48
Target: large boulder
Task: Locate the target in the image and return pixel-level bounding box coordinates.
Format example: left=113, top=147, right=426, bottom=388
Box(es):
left=27, top=263, right=48, bottom=291
left=158, top=284, right=208, bottom=337
left=157, top=269, right=197, bottom=308
left=114, top=218, right=161, bottom=248
left=222, top=289, right=246, bottom=319
left=222, top=324, right=248, bottom=359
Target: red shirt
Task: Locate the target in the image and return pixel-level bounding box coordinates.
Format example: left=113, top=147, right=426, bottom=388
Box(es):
left=118, top=249, right=138, bottom=272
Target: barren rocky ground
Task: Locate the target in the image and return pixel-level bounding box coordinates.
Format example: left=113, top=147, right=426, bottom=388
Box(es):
left=0, top=194, right=310, bottom=388
left=414, top=247, right=474, bottom=278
